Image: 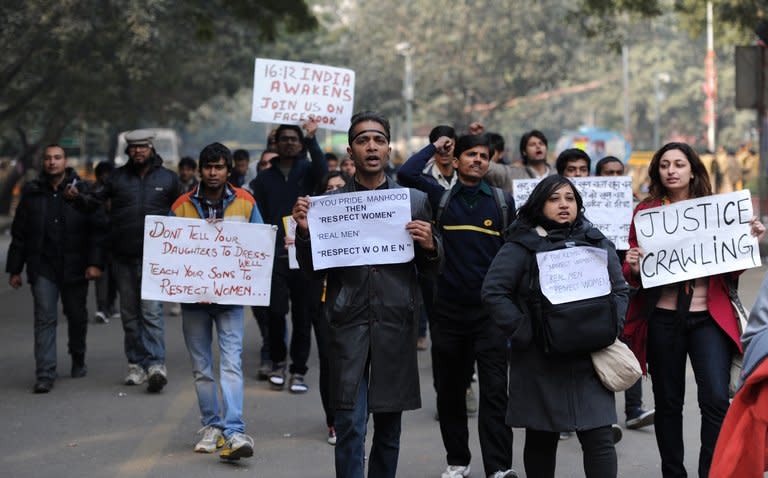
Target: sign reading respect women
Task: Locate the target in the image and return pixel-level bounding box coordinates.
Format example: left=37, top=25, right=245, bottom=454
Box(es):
left=140, top=216, right=276, bottom=306
left=251, top=58, right=355, bottom=132
left=307, top=189, right=414, bottom=270
left=634, top=190, right=761, bottom=288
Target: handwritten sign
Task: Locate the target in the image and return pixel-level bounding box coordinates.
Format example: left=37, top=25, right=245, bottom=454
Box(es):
left=537, top=247, right=610, bottom=304
left=513, top=177, right=633, bottom=249
left=634, top=190, right=761, bottom=288
left=140, top=216, right=276, bottom=306
left=282, top=215, right=299, bottom=270
left=307, top=189, right=413, bottom=270
left=251, top=58, right=355, bottom=132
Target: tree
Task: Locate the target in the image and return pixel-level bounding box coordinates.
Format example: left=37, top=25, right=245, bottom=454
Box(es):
left=0, top=0, right=316, bottom=213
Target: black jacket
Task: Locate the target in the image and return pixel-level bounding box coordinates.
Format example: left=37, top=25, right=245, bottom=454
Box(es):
left=6, top=169, right=107, bottom=284
left=250, top=137, right=326, bottom=256
left=295, top=177, right=442, bottom=412
left=482, top=219, right=629, bottom=431
left=95, top=156, right=180, bottom=262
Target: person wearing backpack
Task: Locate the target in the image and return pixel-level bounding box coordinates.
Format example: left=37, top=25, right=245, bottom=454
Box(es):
left=398, top=134, right=517, bottom=478
left=482, top=175, right=629, bottom=478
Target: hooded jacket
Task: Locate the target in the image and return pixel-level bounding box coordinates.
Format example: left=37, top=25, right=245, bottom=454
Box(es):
left=482, top=219, right=629, bottom=431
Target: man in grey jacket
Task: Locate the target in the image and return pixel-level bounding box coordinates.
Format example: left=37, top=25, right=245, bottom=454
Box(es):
left=292, top=111, right=442, bottom=478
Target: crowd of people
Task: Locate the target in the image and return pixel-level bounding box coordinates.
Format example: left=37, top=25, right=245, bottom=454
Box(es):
left=6, top=110, right=768, bottom=477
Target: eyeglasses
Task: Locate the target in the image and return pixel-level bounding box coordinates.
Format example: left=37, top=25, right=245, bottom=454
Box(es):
left=278, top=136, right=300, bottom=143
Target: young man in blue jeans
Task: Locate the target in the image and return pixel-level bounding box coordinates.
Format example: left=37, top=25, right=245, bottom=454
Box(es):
left=169, top=142, right=264, bottom=460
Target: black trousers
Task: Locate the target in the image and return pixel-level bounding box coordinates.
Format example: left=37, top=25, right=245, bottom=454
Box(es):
left=431, top=300, right=512, bottom=476
left=524, top=426, right=617, bottom=478
left=308, top=278, right=333, bottom=427
left=268, top=257, right=311, bottom=375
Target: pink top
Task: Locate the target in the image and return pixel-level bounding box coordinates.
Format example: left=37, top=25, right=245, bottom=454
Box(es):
left=656, top=278, right=709, bottom=312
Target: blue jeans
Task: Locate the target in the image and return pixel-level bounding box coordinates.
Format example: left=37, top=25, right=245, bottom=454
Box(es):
left=113, top=260, right=165, bottom=368
left=647, top=309, right=732, bottom=478
left=31, top=276, right=88, bottom=380
left=335, top=370, right=402, bottom=478
left=182, top=304, right=245, bottom=437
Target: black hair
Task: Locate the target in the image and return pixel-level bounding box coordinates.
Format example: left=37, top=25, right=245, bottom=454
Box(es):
left=348, top=111, right=390, bottom=145
left=178, top=156, right=196, bottom=170
left=646, top=142, right=712, bottom=202
left=325, top=152, right=338, bottom=162
left=316, top=170, right=350, bottom=195
left=487, top=132, right=505, bottom=155
left=555, top=148, right=591, bottom=175
left=516, top=175, right=585, bottom=228
left=454, top=134, right=492, bottom=159
left=275, top=124, right=304, bottom=143
left=595, top=156, right=624, bottom=176
left=44, top=144, right=66, bottom=156
left=94, top=161, right=113, bottom=179
left=429, top=125, right=456, bottom=143
left=233, top=149, right=250, bottom=163
left=519, top=130, right=548, bottom=165
left=198, top=142, right=233, bottom=171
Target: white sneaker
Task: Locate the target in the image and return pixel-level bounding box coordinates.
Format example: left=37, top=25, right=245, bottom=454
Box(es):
left=124, top=364, right=147, bottom=385
left=94, top=311, right=109, bottom=324
left=220, top=432, right=254, bottom=460
left=442, top=465, right=471, bottom=478
left=489, top=470, right=519, bottom=478
left=194, top=426, right=225, bottom=453
left=147, top=364, right=167, bottom=392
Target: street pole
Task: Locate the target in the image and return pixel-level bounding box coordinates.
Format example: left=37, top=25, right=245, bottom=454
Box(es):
left=705, top=1, right=717, bottom=152
left=622, top=45, right=631, bottom=143
left=654, top=73, right=670, bottom=150
left=397, top=42, right=414, bottom=157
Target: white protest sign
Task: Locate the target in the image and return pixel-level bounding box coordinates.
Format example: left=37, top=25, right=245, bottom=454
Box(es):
left=536, top=247, right=611, bottom=304
left=251, top=58, right=355, bottom=132
left=141, top=216, right=276, bottom=306
left=513, top=176, right=634, bottom=249
left=634, top=189, right=761, bottom=288
left=307, top=189, right=413, bottom=270
left=282, top=215, right=299, bottom=270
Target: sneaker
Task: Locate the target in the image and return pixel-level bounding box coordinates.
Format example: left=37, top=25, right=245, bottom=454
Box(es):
left=466, top=387, right=477, bottom=415
left=559, top=431, right=573, bottom=440
left=269, top=363, right=286, bottom=390
left=147, top=364, right=168, bottom=393
left=489, top=470, right=519, bottom=478
left=442, top=465, right=471, bottom=478
left=71, top=355, right=87, bottom=378
left=194, top=426, right=225, bottom=453
left=109, top=311, right=121, bottom=321
left=220, top=432, right=254, bottom=460
left=327, top=426, right=337, bottom=446
left=611, top=424, right=623, bottom=444
left=417, top=336, right=428, bottom=351
left=33, top=379, right=54, bottom=394
left=257, top=361, right=272, bottom=381
left=289, top=374, right=308, bottom=394
left=94, top=311, right=109, bottom=324
left=626, top=408, right=655, bottom=430
left=124, top=364, right=147, bottom=385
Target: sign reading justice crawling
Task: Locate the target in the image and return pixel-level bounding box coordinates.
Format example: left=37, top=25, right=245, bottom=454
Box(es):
left=634, top=190, right=761, bottom=288
left=307, top=189, right=414, bottom=270
left=251, top=58, right=355, bottom=132
left=140, top=216, right=276, bottom=306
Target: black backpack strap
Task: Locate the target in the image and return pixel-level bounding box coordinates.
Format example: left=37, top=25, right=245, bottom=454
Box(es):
left=491, top=187, right=509, bottom=231
left=435, top=184, right=460, bottom=228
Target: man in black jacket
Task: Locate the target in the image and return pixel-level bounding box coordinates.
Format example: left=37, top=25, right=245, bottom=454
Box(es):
left=7, top=145, right=106, bottom=393
left=250, top=118, right=326, bottom=393
left=95, top=130, right=181, bottom=392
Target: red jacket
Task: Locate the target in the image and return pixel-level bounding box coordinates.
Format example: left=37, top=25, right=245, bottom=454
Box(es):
left=621, top=200, right=742, bottom=372
left=709, top=359, right=768, bottom=477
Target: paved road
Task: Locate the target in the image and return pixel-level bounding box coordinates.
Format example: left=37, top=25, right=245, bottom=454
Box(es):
left=0, top=231, right=764, bottom=478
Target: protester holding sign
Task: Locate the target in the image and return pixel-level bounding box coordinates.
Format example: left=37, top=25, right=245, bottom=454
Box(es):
left=398, top=134, right=517, bottom=478
left=622, top=142, right=766, bottom=478
left=293, top=111, right=442, bottom=478
left=482, top=175, right=629, bottom=478
left=168, top=143, right=263, bottom=461
left=250, top=117, right=326, bottom=394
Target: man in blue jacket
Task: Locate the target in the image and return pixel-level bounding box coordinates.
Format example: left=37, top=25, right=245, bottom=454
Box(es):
left=250, top=118, right=326, bottom=393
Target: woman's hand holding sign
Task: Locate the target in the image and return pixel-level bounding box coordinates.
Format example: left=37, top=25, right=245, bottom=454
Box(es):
left=626, top=247, right=644, bottom=277
left=406, top=220, right=435, bottom=252
left=749, top=216, right=766, bottom=241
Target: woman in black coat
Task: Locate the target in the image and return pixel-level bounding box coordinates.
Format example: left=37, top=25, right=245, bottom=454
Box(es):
left=482, top=175, right=629, bottom=478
